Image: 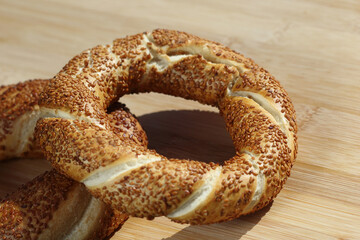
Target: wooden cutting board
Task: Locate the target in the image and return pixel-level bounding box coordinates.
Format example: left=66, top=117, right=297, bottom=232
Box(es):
left=0, top=0, right=359, bottom=239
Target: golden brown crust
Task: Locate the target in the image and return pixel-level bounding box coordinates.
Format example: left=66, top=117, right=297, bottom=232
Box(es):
left=171, top=153, right=257, bottom=224
left=35, top=118, right=154, bottom=182
left=39, top=33, right=150, bottom=122
left=138, top=54, right=237, bottom=106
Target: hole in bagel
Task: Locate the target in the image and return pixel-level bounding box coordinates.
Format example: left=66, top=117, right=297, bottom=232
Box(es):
left=121, top=93, right=235, bottom=165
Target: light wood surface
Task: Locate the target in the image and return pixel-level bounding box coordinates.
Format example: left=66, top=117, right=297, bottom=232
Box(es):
left=1, top=0, right=359, bottom=239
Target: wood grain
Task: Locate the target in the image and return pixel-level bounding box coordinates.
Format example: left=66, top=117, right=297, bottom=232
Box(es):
left=0, top=0, right=359, bottom=239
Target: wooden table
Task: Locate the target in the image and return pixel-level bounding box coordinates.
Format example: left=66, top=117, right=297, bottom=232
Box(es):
left=1, top=0, right=359, bottom=239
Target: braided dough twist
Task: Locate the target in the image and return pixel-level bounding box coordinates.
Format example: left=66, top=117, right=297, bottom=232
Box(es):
left=0, top=79, right=150, bottom=239
left=34, top=29, right=297, bottom=224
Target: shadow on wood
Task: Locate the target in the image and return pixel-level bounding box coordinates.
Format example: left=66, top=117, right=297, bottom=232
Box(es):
left=163, top=203, right=273, bottom=240
left=138, top=110, right=236, bottom=165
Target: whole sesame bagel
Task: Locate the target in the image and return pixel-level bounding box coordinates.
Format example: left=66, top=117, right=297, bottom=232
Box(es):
left=35, top=29, right=298, bottom=225
left=0, top=79, right=151, bottom=239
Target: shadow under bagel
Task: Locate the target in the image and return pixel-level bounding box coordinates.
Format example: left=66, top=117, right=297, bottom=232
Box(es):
left=163, top=203, right=272, bottom=240
left=137, top=109, right=236, bottom=165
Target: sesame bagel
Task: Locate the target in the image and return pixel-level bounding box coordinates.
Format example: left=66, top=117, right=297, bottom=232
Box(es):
left=0, top=79, right=151, bottom=238
left=35, top=29, right=298, bottom=225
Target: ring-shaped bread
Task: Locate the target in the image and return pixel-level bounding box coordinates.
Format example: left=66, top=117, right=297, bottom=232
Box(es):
left=35, top=29, right=297, bottom=224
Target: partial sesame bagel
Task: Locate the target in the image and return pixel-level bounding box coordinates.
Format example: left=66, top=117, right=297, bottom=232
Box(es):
left=35, top=29, right=298, bottom=225
left=0, top=170, right=128, bottom=240
left=0, top=79, right=151, bottom=238
left=0, top=79, right=48, bottom=160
